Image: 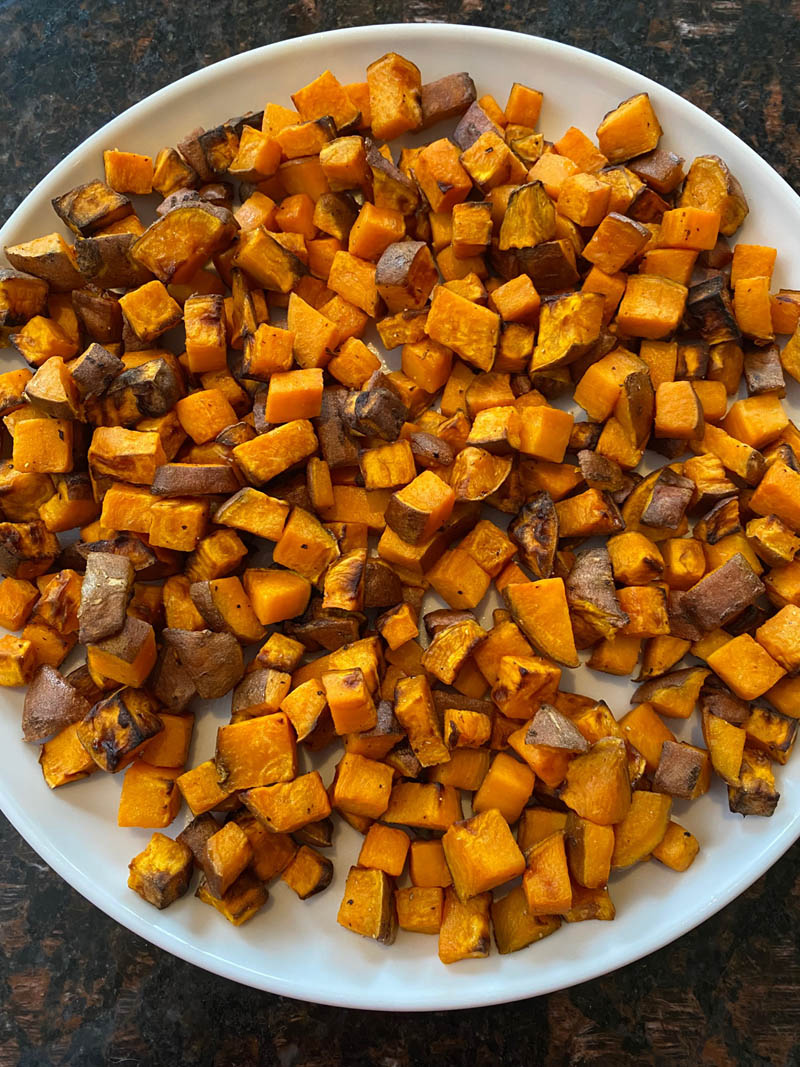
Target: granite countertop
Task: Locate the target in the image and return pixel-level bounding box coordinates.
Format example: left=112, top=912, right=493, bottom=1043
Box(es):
left=1, top=2, right=799, bottom=1064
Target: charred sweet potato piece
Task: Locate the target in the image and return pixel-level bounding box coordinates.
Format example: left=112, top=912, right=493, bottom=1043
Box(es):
left=728, top=747, right=779, bottom=816
left=508, top=491, right=557, bottom=579
left=679, top=155, right=748, bottom=236
left=0, top=521, right=61, bottom=580
left=566, top=546, right=629, bottom=640
left=128, top=832, right=193, bottom=909
left=76, top=686, right=162, bottom=773
left=421, top=618, right=486, bottom=685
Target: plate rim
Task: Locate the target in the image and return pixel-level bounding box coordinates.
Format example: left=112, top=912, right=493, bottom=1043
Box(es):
left=1, top=21, right=799, bottom=1010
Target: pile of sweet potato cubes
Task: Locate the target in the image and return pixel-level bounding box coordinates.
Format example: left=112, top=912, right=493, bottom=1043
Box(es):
left=0, top=50, right=797, bottom=963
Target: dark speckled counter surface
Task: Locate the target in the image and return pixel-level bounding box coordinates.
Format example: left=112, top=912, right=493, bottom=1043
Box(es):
left=1, top=3, right=799, bottom=1064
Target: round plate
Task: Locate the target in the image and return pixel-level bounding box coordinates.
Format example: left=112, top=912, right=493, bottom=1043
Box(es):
left=1, top=23, right=798, bottom=1011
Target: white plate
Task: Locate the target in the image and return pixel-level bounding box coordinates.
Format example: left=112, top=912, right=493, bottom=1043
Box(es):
left=1, top=23, right=799, bottom=1011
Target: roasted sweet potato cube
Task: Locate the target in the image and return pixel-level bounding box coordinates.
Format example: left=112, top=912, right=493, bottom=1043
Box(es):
left=176, top=760, right=233, bottom=815
left=596, top=93, right=662, bottom=162
left=409, top=839, right=452, bottom=888
left=76, top=686, right=162, bottom=772
left=582, top=212, right=650, bottom=273
left=366, top=52, right=422, bottom=141
left=744, top=704, right=797, bottom=765
left=21, top=664, right=91, bottom=742
left=376, top=601, right=419, bottom=651
left=231, top=668, right=291, bottom=721
left=196, top=870, right=268, bottom=924
left=651, top=820, right=699, bottom=871
left=632, top=666, right=710, bottom=718
left=52, top=178, right=132, bottom=236
left=332, top=752, right=393, bottom=819
left=323, top=668, right=377, bottom=735
left=395, top=886, right=443, bottom=934
left=442, top=808, right=525, bottom=902
left=87, top=615, right=157, bottom=688
left=0, top=634, right=35, bottom=686
left=701, top=709, right=746, bottom=785
left=232, top=419, right=318, bottom=487
left=11, top=417, right=72, bottom=475
left=610, top=790, right=672, bottom=868
left=188, top=576, right=264, bottom=645
left=128, top=832, right=192, bottom=909
left=560, top=737, right=631, bottom=825
left=382, top=781, right=462, bottom=831
left=620, top=702, right=676, bottom=773
left=504, top=579, right=579, bottom=667
left=492, top=885, right=560, bottom=954
left=280, top=845, right=333, bottom=900
left=521, top=830, right=572, bottom=915
left=420, top=72, right=476, bottom=129
left=162, top=627, right=243, bottom=699
left=393, top=674, right=449, bottom=767
left=442, top=707, right=491, bottom=751
left=531, top=291, right=604, bottom=376
left=460, top=131, right=526, bottom=192
left=427, top=286, right=499, bottom=372
left=707, top=633, right=785, bottom=700
left=77, top=551, right=134, bottom=644
left=427, top=548, right=491, bottom=611
left=437, top=887, right=491, bottom=963
left=490, top=655, right=561, bottom=720
left=564, top=815, right=615, bottom=890
left=471, top=751, right=535, bottom=823
left=680, top=553, right=765, bottom=631
left=420, top=618, right=486, bottom=685
left=38, top=722, right=97, bottom=788
left=242, top=770, right=331, bottom=835
left=132, top=202, right=236, bottom=285
left=117, top=760, right=182, bottom=828
left=199, top=819, right=251, bottom=896
left=754, top=604, right=800, bottom=674
left=617, top=275, right=688, bottom=339
left=278, top=678, right=326, bottom=742
left=651, top=739, right=711, bottom=799
left=357, top=824, right=410, bottom=878
left=617, top=585, right=670, bottom=638
left=728, top=747, right=779, bottom=816
left=214, top=712, right=296, bottom=791
left=140, top=712, right=192, bottom=769
left=386, top=471, right=455, bottom=545
left=337, top=865, right=397, bottom=942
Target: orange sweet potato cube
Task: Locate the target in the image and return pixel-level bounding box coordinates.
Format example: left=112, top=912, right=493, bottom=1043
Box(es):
left=616, top=274, right=688, bottom=339
left=707, top=633, right=785, bottom=700
left=323, top=667, right=378, bottom=734
left=518, top=405, right=574, bottom=461
left=118, top=761, right=182, bottom=828
left=358, top=823, right=411, bottom=877
left=442, top=808, right=525, bottom=902
left=332, top=751, right=394, bottom=818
